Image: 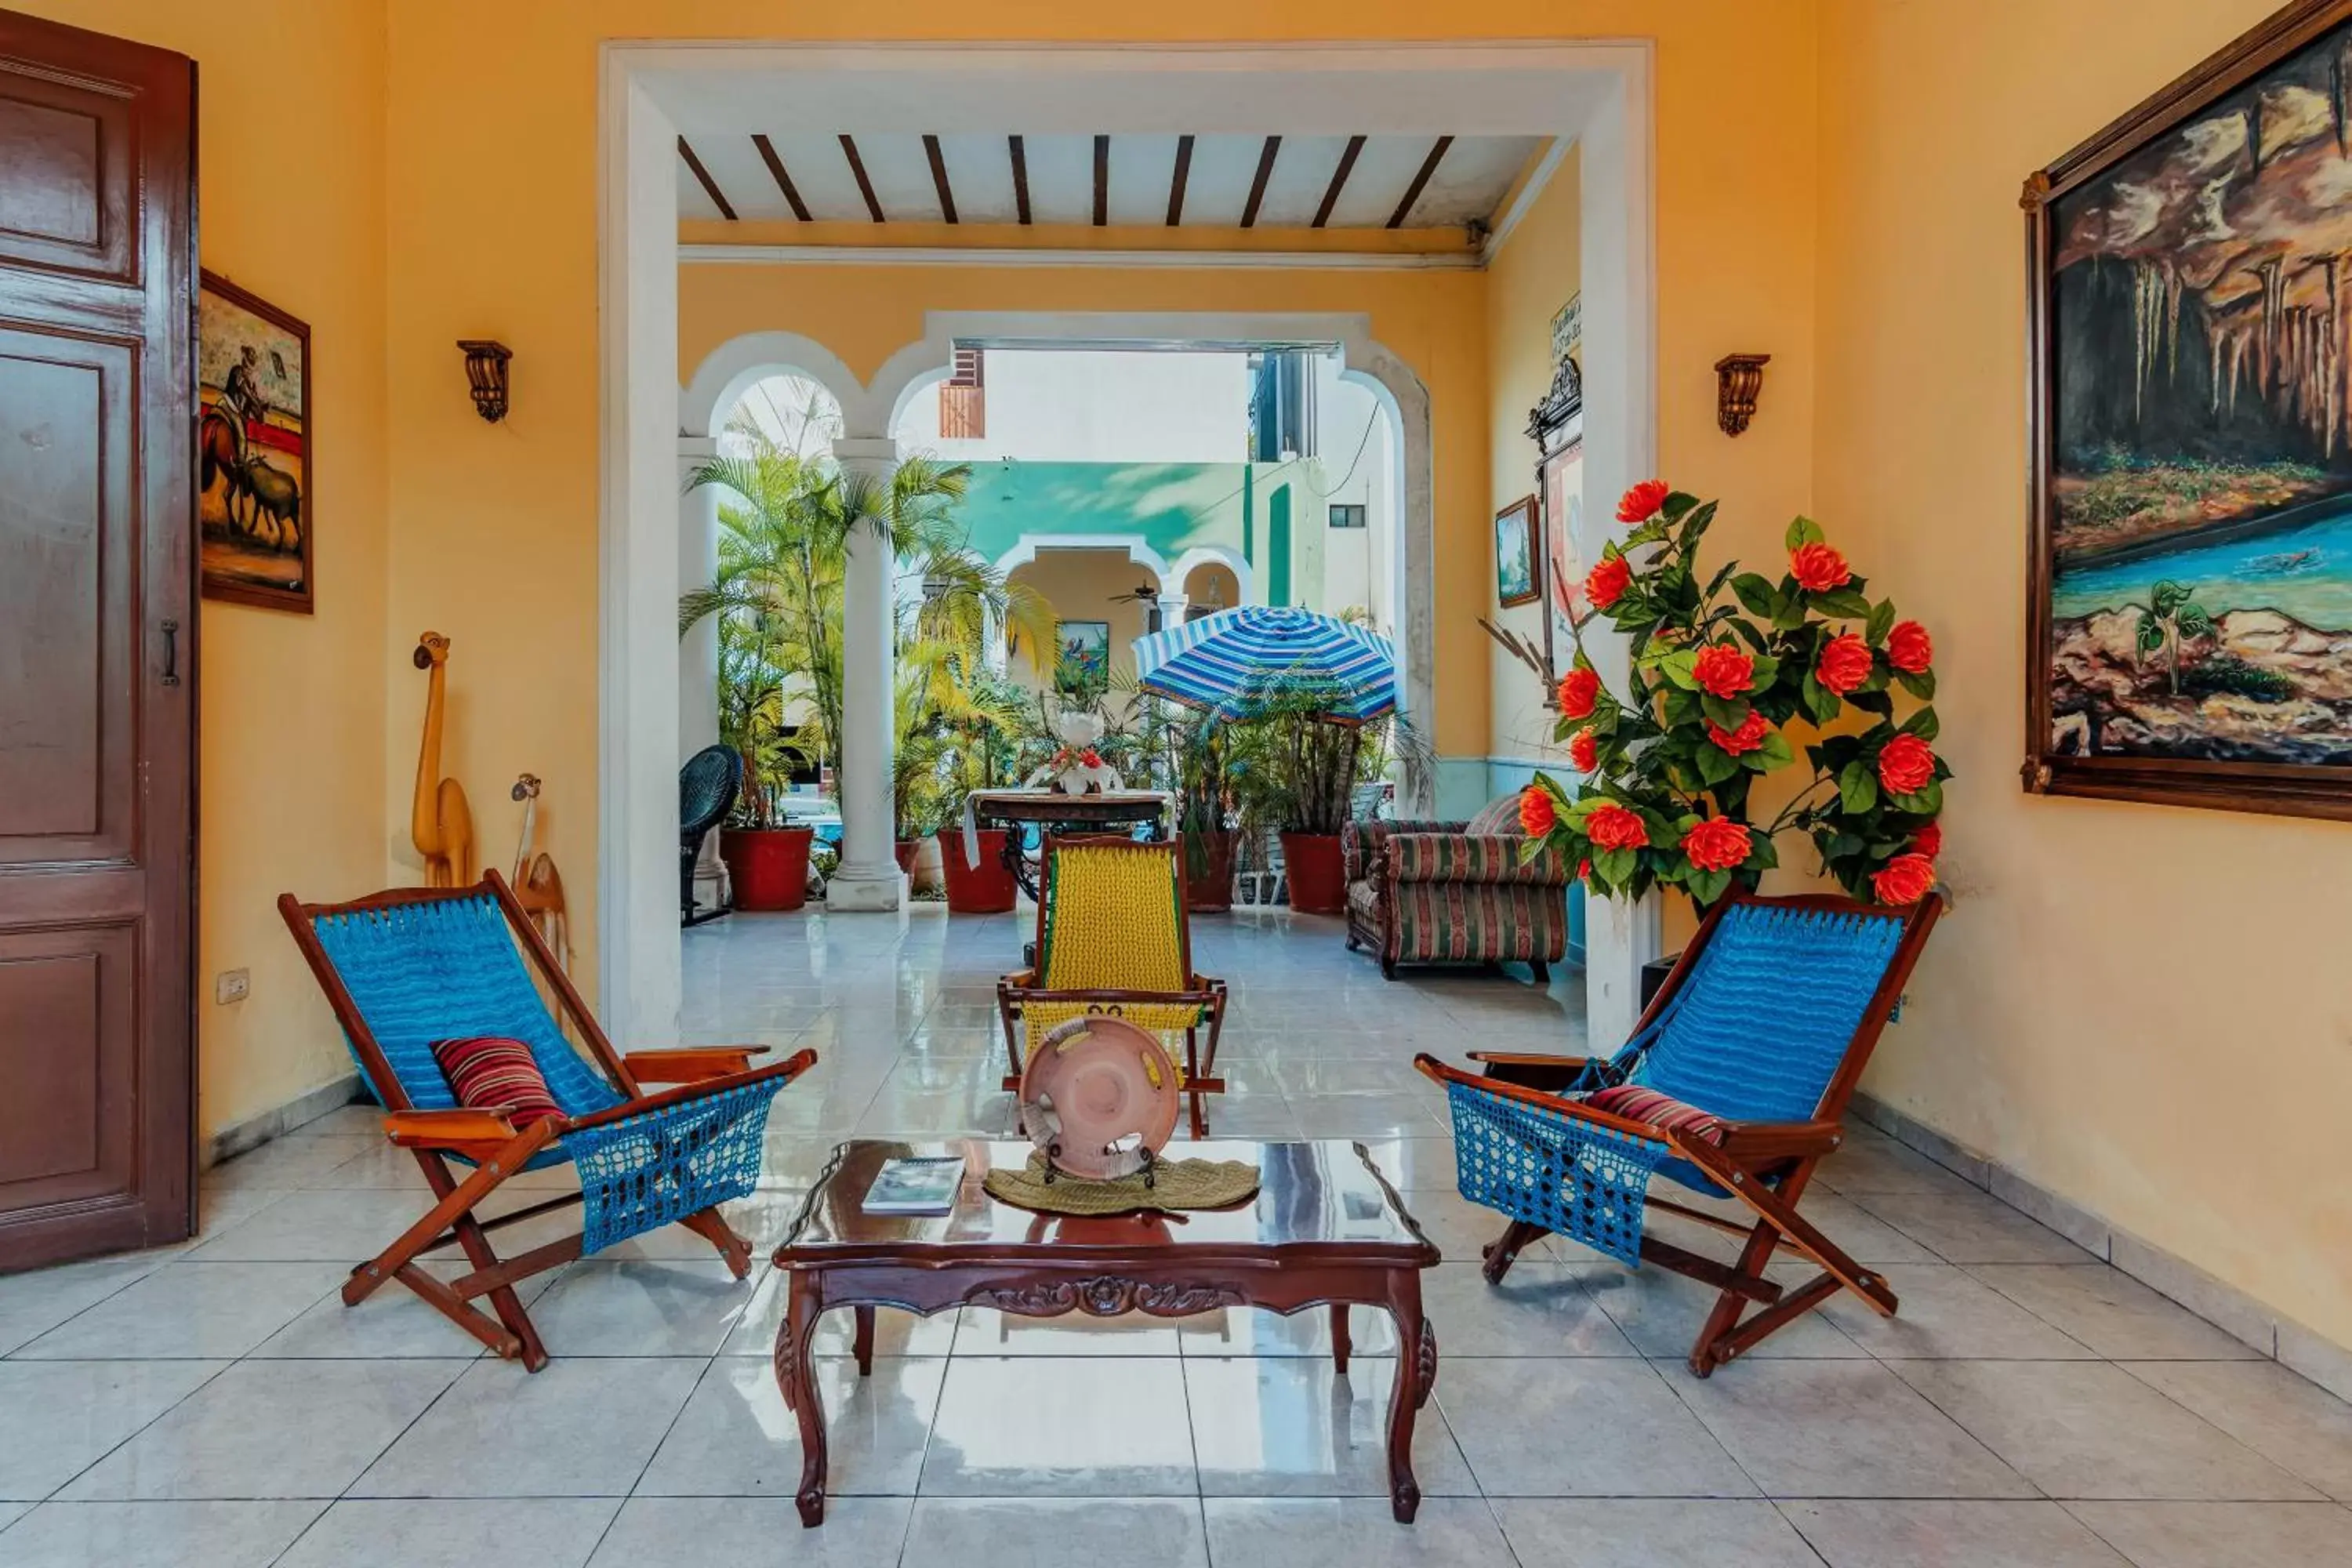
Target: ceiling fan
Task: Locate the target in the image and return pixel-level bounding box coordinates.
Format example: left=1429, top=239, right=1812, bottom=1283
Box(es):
left=1109, top=582, right=1163, bottom=633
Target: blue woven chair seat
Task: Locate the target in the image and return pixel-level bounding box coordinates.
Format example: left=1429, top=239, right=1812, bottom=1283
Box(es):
left=310, top=891, right=778, bottom=1254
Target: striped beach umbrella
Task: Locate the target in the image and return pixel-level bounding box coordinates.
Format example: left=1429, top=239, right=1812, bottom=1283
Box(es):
left=1133, top=605, right=1397, bottom=724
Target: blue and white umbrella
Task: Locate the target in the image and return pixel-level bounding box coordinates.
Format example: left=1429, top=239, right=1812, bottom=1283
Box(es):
left=1133, top=605, right=1397, bottom=724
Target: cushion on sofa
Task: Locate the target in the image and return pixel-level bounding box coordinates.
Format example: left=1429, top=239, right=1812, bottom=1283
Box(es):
left=1465, top=794, right=1524, bottom=837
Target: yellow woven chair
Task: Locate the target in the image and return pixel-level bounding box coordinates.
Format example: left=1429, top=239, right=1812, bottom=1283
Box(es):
left=998, top=835, right=1230, bottom=1135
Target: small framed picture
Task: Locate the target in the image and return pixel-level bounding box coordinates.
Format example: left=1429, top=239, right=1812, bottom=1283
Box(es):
left=198, top=271, right=312, bottom=612
left=1494, top=495, right=1539, bottom=608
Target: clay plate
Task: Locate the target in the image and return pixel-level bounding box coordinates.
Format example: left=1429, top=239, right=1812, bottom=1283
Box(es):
left=1018, top=1015, right=1181, bottom=1179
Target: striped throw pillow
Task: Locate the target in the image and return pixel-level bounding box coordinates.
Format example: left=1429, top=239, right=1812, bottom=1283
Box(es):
left=430, top=1036, right=564, bottom=1128
left=1584, top=1083, right=1728, bottom=1145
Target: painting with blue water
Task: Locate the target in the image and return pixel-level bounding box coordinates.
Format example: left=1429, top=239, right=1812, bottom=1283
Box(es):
left=2033, top=2, right=2352, bottom=812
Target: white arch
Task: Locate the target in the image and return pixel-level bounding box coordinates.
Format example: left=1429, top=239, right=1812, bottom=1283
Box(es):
left=993, top=533, right=1172, bottom=590
left=679, top=329, right=867, bottom=438
left=1169, top=544, right=1254, bottom=607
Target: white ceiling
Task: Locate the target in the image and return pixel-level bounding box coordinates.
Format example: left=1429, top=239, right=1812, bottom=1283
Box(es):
left=678, top=130, right=1547, bottom=230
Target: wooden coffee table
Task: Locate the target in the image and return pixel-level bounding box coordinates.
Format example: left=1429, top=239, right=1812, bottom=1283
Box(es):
left=771, top=1139, right=1442, bottom=1526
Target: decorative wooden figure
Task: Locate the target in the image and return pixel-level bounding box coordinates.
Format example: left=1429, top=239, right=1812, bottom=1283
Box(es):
left=411, top=632, right=475, bottom=887
left=510, top=774, right=570, bottom=974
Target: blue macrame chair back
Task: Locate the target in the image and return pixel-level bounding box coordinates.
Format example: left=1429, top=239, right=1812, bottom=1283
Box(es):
left=1623, top=901, right=1908, bottom=1126
left=307, top=891, right=622, bottom=1123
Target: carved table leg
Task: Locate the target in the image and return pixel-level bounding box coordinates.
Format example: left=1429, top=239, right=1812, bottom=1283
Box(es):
left=1385, top=1272, right=1425, bottom=1523
left=773, top=1274, right=828, bottom=1527
left=1330, top=1304, right=1352, bottom=1376
left=852, top=1303, right=876, bottom=1376
left=1415, top=1319, right=1438, bottom=1410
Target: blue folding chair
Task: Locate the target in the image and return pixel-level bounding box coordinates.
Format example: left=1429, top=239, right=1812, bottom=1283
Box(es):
left=1417, top=892, right=1941, bottom=1375
left=280, top=871, right=815, bottom=1370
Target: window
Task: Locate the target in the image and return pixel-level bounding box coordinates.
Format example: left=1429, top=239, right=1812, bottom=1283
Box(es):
left=938, top=346, right=985, bottom=438
left=1327, top=503, right=1367, bottom=530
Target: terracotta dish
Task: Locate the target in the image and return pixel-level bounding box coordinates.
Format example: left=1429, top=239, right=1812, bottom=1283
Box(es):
left=1018, top=1015, right=1181, bottom=1179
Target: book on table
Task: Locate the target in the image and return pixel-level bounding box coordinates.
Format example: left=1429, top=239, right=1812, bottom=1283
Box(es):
left=862, top=1155, right=965, bottom=1214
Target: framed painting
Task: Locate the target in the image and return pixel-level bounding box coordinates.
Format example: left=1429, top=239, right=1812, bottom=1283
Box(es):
left=1054, top=619, right=1110, bottom=694
left=198, top=270, right=311, bottom=612
left=2025, top=0, right=2352, bottom=820
left=1494, top=496, right=1539, bottom=608
left=1539, top=435, right=1588, bottom=696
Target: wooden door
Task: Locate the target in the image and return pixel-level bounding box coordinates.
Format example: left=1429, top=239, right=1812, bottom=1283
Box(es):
left=0, top=10, right=196, bottom=1269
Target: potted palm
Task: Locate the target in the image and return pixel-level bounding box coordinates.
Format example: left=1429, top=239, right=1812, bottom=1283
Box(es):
left=1229, top=685, right=1374, bottom=915
left=936, top=662, right=1025, bottom=913
left=711, top=609, right=819, bottom=909
left=1156, top=703, right=1239, bottom=910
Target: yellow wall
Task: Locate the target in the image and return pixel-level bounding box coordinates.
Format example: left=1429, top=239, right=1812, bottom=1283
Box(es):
left=14, top=1, right=391, bottom=1142
left=1486, top=151, right=1581, bottom=764
left=1004, top=553, right=1156, bottom=692
left=679, top=258, right=1491, bottom=755
left=1816, top=0, right=2352, bottom=1345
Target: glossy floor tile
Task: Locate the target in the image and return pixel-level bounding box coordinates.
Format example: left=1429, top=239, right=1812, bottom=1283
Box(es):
left=5, top=906, right=2352, bottom=1568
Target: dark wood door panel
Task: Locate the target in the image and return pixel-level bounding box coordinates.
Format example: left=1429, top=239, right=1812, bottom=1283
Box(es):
left=0, top=926, right=132, bottom=1207
left=0, top=7, right=191, bottom=1272
left=0, top=326, right=133, bottom=857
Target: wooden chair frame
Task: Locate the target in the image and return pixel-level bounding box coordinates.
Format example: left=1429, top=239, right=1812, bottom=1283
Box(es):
left=278, top=869, right=815, bottom=1370
left=1416, top=891, right=1942, bottom=1377
left=997, top=835, right=1230, bottom=1136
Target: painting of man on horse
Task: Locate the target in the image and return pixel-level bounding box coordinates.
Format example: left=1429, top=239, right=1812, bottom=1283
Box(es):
left=198, top=272, right=312, bottom=612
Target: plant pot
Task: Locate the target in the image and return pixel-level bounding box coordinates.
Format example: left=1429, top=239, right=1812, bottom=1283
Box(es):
left=895, top=837, right=945, bottom=895
left=938, top=828, right=1017, bottom=913
left=1181, top=829, right=1237, bottom=912
left=1279, top=830, right=1348, bottom=914
left=720, top=826, right=814, bottom=913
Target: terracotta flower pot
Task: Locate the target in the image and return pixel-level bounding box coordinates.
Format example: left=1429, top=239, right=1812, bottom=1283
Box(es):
left=719, top=826, right=814, bottom=913
left=895, top=837, right=944, bottom=894
left=938, top=827, right=1018, bottom=913
left=1279, top=830, right=1348, bottom=914
left=1181, top=829, right=1236, bottom=912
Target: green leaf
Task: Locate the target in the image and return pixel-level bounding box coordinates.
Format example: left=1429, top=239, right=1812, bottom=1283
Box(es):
left=1700, top=693, right=1751, bottom=731
left=1785, top=515, right=1827, bottom=550
left=1773, top=593, right=1809, bottom=633
left=1728, top=618, right=1770, bottom=655
left=1890, top=779, right=1944, bottom=815
left=1893, top=666, right=1936, bottom=700
left=1802, top=670, right=1842, bottom=724
left=1838, top=760, right=1878, bottom=814
left=1748, top=653, right=1781, bottom=690
left=1902, top=706, right=1940, bottom=742
left=1660, top=687, right=1701, bottom=728
left=1867, top=599, right=1896, bottom=645
left=1695, top=743, right=1740, bottom=786
left=1594, top=847, right=1639, bottom=884
left=1680, top=499, right=1719, bottom=542
left=1657, top=650, right=1700, bottom=690
left=1811, top=586, right=1872, bottom=619
left=1686, top=868, right=1733, bottom=907
left=2134, top=616, right=2165, bottom=655
left=1755, top=728, right=1797, bottom=771
left=1747, top=833, right=1780, bottom=870
left=1731, top=572, right=1780, bottom=619
left=1661, top=492, right=1700, bottom=524
left=2151, top=579, right=2194, bottom=617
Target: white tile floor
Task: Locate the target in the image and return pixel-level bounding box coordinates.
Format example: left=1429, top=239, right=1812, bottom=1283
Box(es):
left=5, top=906, right=2351, bottom=1566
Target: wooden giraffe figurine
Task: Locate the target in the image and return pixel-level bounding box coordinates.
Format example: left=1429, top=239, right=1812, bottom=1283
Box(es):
left=410, top=631, right=474, bottom=887
left=509, top=773, right=570, bottom=973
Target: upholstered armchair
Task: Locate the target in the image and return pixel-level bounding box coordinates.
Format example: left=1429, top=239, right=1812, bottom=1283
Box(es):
left=1342, top=797, right=1574, bottom=980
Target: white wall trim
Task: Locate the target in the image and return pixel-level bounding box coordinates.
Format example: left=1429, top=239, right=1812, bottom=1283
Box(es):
left=682, top=243, right=1483, bottom=272
left=680, top=328, right=869, bottom=438
left=1482, top=133, right=1580, bottom=260
left=994, top=533, right=1174, bottom=590
left=1169, top=544, right=1254, bottom=606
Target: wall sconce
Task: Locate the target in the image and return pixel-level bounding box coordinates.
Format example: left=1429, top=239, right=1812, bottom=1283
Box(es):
left=1714, top=353, right=1769, bottom=437
left=457, top=339, right=513, bottom=423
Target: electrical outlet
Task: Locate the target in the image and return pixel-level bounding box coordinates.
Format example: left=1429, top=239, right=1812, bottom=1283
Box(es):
left=215, top=968, right=250, bottom=1005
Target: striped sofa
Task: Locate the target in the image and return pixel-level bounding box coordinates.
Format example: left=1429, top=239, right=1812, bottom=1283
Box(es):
left=1341, top=797, right=1574, bottom=980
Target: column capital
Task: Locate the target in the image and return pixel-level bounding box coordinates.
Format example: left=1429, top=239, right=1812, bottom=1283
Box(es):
left=678, top=433, right=721, bottom=460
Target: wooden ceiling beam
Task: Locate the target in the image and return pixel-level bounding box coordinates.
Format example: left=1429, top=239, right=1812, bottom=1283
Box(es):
left=1009, top=134, right=1032, bottom=225
left=1093, top=134, right=1109, bottom=227
left=1240, top=136, right=1280, bottom=228
left=1387, top=136, right=1454, bottom=229
left=677, top=137, right=737, bottom=221
left=923, top=134, right=958, bottom=224
left=838, top=133, right=885, bottom=223
left=750, top=134, right=811, bottom=222
left=1167, top=134, right=1195, bottom=226
left=1312, top=135, right=1368, bottom=229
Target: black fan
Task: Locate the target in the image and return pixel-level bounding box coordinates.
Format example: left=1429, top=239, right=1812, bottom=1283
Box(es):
left=681, top=744, right=743, bottom=927
left=1110, top=582, right=1163, bottom=633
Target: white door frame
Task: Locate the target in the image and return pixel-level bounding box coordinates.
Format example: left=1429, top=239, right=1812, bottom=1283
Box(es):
left=602, top=39, right=1660, bottom=1051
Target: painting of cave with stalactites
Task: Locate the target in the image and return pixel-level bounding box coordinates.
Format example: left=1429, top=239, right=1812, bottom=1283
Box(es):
left=2044, top=9, right=2352, bottom=781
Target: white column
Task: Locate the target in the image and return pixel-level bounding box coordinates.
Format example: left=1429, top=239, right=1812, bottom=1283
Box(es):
left=826, top=435, right=905, bottom=912
left=678, top=435, right=721, bottom=762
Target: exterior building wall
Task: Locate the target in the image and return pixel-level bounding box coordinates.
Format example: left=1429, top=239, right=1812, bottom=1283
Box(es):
left=896, top=348, right=1249, bottom=463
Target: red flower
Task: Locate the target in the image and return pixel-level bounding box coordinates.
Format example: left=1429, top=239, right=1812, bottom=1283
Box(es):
left=1887, top=619, right=1933, bottom=674
left=1568, top=727, right=1599, bottom=772
left=1681, top=817, right=1752, bottom=873
left=1584, top=554, right=1632, bottom=610
left=1911, top=821, right=1943, bottom=859
left=1617, top=479, right=1671, bottom=523
left=1575, top=858, right=1592, bottom=882
left=1877, top=732, right=1936, bottom=797
left=1557, top=666, right=1602, bottom=720
left=1705, top=710, right=1771, bottom=756
left=1080, top=749, right=1102, bottom=768
left=1692, top=643, right=1757, bottom=699
left=1587, top=804, right=1650, bottom=851
left=1816, top=632, right=1874, bottom=696
left=1871, top=852, right=1936, bottom=906
left=1791, top=541, right=1853, bottom=593
left=1518, top=786, right=1556, bottom=837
